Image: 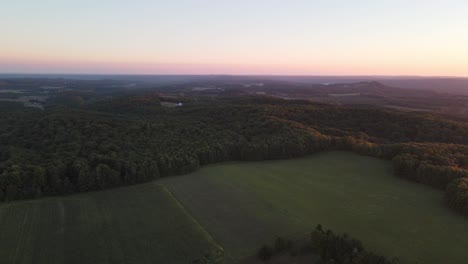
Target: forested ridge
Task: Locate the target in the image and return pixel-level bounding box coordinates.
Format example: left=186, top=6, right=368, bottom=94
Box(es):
left=0, top=96, right=467, bottom=216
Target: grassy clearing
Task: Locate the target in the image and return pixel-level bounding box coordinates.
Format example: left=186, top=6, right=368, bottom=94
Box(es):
left=0, top=184, right=220, bottom=264
left=161, top=151, right=468, bottom=264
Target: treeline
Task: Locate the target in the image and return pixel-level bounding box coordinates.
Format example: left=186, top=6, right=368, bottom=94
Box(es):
left=0, top=103, right=327, bottom=201
left=310, top=225, right=398, bottom=264
left=445, top=178, right=468, bottom=216
left=257, top=225, right=398, bottom=264
left=392, top=144, right=468, bottom=189
left=388, top=144, right=468, bottom=215
left=0, top=96, right=467, bottom=215
left=333, top=138, right=468, bottom=215
left=268, top=103, right=468, bottom=144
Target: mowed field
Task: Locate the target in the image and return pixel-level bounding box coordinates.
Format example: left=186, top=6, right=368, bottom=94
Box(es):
left=161, top=151, right=468, bottom=264
left=0, top=184, right=220, bottom=264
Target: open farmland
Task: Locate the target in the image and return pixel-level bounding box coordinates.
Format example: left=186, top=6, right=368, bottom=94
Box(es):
left=161, top=151, right=468, bottom=264
left=1, top=151, right=467, bottom=264
left=0, top=184, right=220, bottom=264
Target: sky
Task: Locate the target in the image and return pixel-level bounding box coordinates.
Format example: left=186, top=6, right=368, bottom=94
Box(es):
left=1, top=0, right=468, bottom=76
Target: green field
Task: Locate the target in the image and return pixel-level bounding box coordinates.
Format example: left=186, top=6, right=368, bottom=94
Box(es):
left=0, top=184, right=220, bottom=264
left=1, top=151, right=467, bottom=264
left=161, top=151, right=468, bottom=264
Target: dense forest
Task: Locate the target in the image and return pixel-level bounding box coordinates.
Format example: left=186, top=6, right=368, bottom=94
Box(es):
left=0, top=96, right=467, bottom=216
left=257, top=225, right=398, bottom=264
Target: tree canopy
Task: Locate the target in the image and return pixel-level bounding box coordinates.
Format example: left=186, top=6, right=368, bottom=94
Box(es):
left=0, top=96, right=467, bottom=216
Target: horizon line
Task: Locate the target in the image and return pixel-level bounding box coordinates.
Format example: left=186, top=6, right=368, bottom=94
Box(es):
left=1, top=72, right=468, bottom=79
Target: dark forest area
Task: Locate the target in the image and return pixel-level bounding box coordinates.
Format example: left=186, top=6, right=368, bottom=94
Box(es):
left=0, top=95, right=467, bottom=216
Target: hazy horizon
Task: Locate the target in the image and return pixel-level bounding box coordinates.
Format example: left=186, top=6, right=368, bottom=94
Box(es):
left=2, top=1, right=468, bottom=76
left=2, top=73, right=468, bottom=79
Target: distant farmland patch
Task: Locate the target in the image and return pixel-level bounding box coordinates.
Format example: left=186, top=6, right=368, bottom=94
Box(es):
left=0, top=89, right=25, bottom=94
left=328, top=92, right=361, bottom=97
left=0, top=95, right=49, bottom=109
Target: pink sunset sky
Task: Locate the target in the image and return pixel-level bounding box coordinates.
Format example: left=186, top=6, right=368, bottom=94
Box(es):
left=1, top=1, right=467, bottom=76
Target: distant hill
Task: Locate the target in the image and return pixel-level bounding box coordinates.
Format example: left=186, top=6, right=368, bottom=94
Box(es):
left=1, top=74, right=467, bottom=95
left=380, top=78, right=468, bottom=95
